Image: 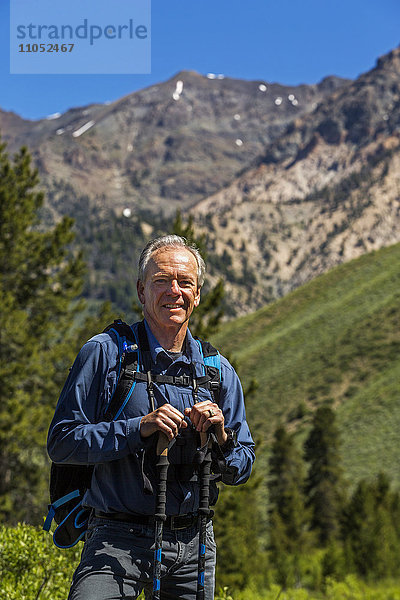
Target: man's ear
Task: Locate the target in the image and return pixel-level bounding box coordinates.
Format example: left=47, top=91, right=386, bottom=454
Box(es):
left=137, top=279, right=145, bottom=304
left=194, top=287, right=201, bottom=308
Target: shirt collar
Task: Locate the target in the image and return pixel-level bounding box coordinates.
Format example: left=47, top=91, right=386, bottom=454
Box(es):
left=143, top=319, right=205, bottom=375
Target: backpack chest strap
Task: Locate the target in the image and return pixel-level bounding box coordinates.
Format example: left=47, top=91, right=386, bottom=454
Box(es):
left=132, top=371, right=211, bottom=389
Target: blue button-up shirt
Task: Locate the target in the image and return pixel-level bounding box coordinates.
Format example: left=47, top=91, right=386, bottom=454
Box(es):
left=47, top=320, right=255, bottom=516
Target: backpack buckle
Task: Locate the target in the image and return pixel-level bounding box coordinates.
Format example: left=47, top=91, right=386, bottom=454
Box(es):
left=173, top=375, right=191, bottom=386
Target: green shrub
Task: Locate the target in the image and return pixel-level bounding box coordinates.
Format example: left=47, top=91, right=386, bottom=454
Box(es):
left=325, top=575, right=400, bottom=599
left=0, top=524, right=147, bottom=599
left=0, top=523, right=80, bottom=600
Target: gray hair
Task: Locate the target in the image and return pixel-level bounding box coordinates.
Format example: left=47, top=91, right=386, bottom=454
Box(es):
left=138, top=235, right=206, bottom=288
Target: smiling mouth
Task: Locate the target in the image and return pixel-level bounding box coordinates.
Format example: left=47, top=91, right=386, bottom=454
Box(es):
left=164, top=304, right=183, bottom=309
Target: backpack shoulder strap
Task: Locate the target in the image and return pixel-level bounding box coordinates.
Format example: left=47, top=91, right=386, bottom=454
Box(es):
left=200, top=340, right=221, bottom=370
left=103, top=319, right=137, bottom=351
left=195, top=338, right=222, bottom=403
left=102, top=319, right=140, bottom=421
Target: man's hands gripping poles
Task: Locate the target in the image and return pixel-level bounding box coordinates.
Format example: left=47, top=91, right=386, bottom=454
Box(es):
left=140, top=400, right=227, bottom=447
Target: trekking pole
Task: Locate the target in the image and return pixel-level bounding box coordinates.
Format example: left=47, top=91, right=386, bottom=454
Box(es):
left=196, top=430, right=213, bottom=600
left=152, top=432, right=169, bottom=600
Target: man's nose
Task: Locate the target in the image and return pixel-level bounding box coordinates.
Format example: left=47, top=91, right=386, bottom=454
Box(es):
left=168, top=279, right=180, bottom=294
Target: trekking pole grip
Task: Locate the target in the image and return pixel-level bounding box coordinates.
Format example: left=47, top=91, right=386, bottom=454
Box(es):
left=196, top=430, right=214, bottom=600
left=198, top=432, right=212, bottom=516
left=155, top=433, right=169, bottom=520
left=152, top=432, right=170, bottom=600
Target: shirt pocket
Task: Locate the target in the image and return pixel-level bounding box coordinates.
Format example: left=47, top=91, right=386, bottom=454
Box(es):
left=196, top=387, right=214, bottom=405
left=161, top=384, right=190, bottom=411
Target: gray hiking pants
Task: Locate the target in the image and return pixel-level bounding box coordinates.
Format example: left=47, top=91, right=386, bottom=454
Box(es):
left=67, top=516, right=216, bottom=600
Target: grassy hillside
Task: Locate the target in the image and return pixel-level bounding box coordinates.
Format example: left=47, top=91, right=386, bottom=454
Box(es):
left=210, top=242, right=400, bottom=486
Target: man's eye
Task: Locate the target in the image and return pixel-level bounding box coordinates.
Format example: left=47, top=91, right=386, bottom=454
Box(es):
left=180, top=280, right=194, bottom=287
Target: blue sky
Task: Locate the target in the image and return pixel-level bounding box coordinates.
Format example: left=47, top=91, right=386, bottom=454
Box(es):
left=1, top=0, right=399, bottom=120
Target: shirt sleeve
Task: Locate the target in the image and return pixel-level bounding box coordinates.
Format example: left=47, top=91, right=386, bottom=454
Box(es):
left=47, top=337, right=144, bottom=465
left=218, top=356, right=255, bottom=485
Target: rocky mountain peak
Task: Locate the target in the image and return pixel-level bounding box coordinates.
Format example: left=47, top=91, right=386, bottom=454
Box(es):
left=375, top=45, right=400, bottom=72
left=189, top=48, right=400, bottom=315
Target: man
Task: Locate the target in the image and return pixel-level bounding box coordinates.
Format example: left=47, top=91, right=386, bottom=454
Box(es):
left=47, top=234, right=255, bottom=600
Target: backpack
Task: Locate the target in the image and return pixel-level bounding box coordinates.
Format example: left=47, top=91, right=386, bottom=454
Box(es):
left=43, top=320, right=221, bottom=548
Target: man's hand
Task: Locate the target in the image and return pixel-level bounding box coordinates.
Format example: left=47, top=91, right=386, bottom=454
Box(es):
left=140, top=404, right=187, bottom=441
left=184, top=401, right=228, bottom=446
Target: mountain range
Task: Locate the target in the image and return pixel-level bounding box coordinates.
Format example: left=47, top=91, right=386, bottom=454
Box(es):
left=0, top=70, right=347, bottom=216
left=1, top=47, right=399, bottom=316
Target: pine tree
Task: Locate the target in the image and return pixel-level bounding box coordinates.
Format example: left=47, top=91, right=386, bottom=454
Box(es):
left=0, top=141, right=85, bottom=524
left=213, top=474, right=267, bottom=591
left=342, top=473, right=400, bottom=578
left=172, top=209, right=207, bottom=255
left=304, top=406, right=345, bottom=546
left=268, top=425, right=311, bottom=585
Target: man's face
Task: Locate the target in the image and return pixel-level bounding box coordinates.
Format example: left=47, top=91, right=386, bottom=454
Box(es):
left=137, top=247, right=201, bottom=333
